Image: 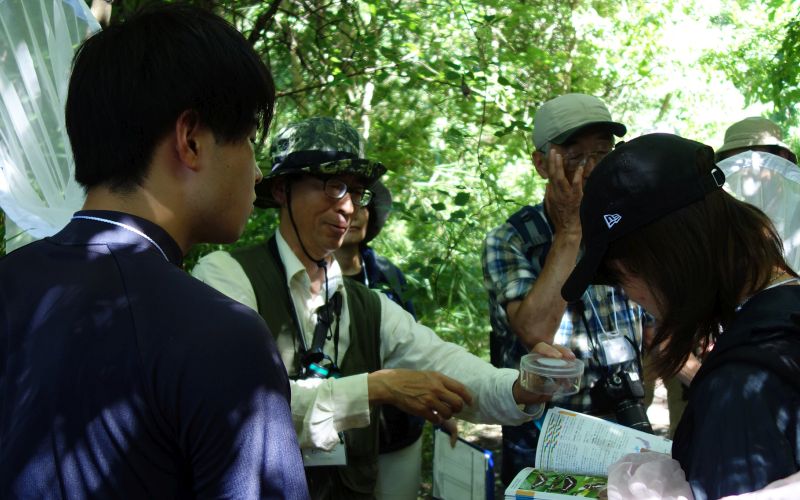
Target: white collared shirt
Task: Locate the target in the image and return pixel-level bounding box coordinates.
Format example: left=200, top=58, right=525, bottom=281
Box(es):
left=192, top=230, right=533, bottom=450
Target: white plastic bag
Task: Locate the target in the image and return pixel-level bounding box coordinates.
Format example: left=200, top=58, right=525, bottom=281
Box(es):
left=607, top=452, right=693, bottom=500
left=718, top=151, right=800, bottom=272
left=0, top=0, right=99, bottom=249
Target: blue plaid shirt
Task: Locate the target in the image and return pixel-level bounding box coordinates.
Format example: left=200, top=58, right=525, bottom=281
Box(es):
left=482, top=203, right=649, bottom=414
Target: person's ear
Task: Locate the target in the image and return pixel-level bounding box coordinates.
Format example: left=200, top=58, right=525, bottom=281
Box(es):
left=271, top=177, right=288, bottom=205
left=175, top=110, right=202, bottom=171
left=532, top=150, right=548, bottom=179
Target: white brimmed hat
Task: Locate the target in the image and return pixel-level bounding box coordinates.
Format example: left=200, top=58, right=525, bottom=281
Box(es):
left=716, top=117, right=796, bottom=163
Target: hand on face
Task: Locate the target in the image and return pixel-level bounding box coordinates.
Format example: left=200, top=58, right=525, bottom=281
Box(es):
left=543, top=144, right=587, bottom=236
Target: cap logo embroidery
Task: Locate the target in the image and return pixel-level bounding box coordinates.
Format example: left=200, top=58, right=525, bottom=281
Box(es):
left=604, top=214, right=622, bottom=228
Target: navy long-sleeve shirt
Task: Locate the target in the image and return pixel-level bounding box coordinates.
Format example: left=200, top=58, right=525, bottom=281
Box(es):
left=0, top=210, right=309, bottom=499
left=672, top=285, right=800, bottom=499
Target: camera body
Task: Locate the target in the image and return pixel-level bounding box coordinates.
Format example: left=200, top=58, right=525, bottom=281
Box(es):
left=590, top=366, right=653, bottom=433
left=300, top=349, right=341, bottom=380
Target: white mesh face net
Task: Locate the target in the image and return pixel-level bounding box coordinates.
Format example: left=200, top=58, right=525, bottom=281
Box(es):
left=0, top=0, right=99, bottom=250
left=718, top=150, right=800, bottom=272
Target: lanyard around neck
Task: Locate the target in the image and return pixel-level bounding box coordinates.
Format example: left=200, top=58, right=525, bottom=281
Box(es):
left=267, top=237, right=342, bottom=366
left=72, top=215, right=168, bottom=262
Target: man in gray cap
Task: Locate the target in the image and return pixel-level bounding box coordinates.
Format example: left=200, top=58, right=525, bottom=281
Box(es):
left=716, top=116, right=797, bottom=164
left=192, top=117, right=568, bottom=499
left=481, top=94, right=654, bottom=484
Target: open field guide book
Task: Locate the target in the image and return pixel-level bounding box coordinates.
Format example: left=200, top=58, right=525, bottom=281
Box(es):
left=505, top=407, right=672, bottom=499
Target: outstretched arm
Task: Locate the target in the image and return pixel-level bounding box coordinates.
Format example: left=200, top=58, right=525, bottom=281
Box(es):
left=380, top=296, right=574, bottom=425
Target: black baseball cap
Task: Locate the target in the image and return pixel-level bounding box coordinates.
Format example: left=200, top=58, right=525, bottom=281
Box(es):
left=561, top=133, right=726, bottom=302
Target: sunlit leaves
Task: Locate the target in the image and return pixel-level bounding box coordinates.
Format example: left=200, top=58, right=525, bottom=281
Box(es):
left=84, top=0, right=781, bottom=351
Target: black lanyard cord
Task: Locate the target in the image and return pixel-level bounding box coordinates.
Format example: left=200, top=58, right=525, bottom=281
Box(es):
left=267, top=236, right=343, bottom=374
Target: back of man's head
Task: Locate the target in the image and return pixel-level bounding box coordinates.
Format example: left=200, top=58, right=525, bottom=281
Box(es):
left=532, top=93, right=626, bottom=151
left=66, top=4, right=274, bottom=192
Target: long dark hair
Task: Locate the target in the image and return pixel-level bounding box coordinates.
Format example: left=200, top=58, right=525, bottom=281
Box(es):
left=596, top=155, right=796, bottom=378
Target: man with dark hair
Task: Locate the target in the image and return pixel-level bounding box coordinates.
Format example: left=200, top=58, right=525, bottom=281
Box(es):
left=0, top=5, right=308, bottom=498
left=192, top=117, right=566, bottom=499
left=482, top=93, right=653, bottom=485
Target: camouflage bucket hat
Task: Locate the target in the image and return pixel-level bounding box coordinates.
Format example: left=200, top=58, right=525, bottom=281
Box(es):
left=255, top=117, right=386, bottom=208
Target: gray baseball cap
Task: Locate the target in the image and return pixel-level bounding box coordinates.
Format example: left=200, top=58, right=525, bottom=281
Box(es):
left=532, top=93, right=626, bottom=150
left=716, top=117, right=796, bottom=163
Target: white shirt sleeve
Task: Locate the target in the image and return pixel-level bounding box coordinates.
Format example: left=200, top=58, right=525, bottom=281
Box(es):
left=191, top=251, right=258, bottom=311
left=378, top=293, right=534, bottom=426
left=290, top=374, right=370, bottom=450
left=191, top=249, right=372, bottom=450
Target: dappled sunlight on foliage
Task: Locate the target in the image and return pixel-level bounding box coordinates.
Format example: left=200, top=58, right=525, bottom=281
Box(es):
left=2, top=0, right=798, bottom=349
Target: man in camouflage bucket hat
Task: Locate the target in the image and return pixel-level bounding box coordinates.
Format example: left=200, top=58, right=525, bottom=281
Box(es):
left=255, top=117, right=386, bottom=208
left=193, top=117, right=571, bottom=499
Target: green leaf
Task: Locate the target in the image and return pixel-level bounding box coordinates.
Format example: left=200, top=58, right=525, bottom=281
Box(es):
left=453, top=192, right=470, bottom=206
left=444, top=70, right=461, bottom=81
left=450, top=210, right=466, bottom=220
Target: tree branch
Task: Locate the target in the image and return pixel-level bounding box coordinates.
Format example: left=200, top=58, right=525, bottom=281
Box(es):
left=276, top=63, right=400, bottom=97
left=247, top=0, right=284, bottom=46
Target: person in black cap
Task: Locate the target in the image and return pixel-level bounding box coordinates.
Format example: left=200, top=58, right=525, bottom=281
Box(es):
left=193, top=117, right=570, bottom=499
left=562, top=133, right=800, bottom=499
left=335, top=181, right=416, bottom=316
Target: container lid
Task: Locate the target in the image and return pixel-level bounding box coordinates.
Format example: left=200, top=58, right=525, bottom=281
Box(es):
left=520, top=353, right=584, bottom=378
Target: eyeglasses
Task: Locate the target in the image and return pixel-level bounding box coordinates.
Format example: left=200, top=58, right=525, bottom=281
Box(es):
left=312, top=176, right=373, bottom=207
left=562, top=148, right=613, bottom=169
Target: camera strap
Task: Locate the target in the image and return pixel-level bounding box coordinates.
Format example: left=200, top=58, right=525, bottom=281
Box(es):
left=307, top=292, right=342, bottom=362
left=267, top=237, right=343, bottom=378
left=579, top=290, right=640, bottom=371
left=575, top=300, right=603, bottom=366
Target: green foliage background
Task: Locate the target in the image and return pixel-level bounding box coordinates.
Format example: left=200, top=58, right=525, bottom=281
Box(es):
left=157, top=0, right=800, bottom=353
left=2, top=0, right=799, bottom=351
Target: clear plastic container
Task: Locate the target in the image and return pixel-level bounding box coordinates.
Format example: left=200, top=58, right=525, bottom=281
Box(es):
left=519, top=353, right=584, bottom=396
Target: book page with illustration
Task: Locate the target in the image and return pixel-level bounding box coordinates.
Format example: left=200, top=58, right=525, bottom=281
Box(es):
left=534, top=407, right=672, bottom=478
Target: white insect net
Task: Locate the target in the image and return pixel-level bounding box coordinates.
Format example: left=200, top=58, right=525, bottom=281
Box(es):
left=0, top=0, right=99, bottom=250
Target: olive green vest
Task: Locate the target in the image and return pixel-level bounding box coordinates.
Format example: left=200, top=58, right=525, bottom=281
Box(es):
left=231, top=237, right=382, bottom=499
